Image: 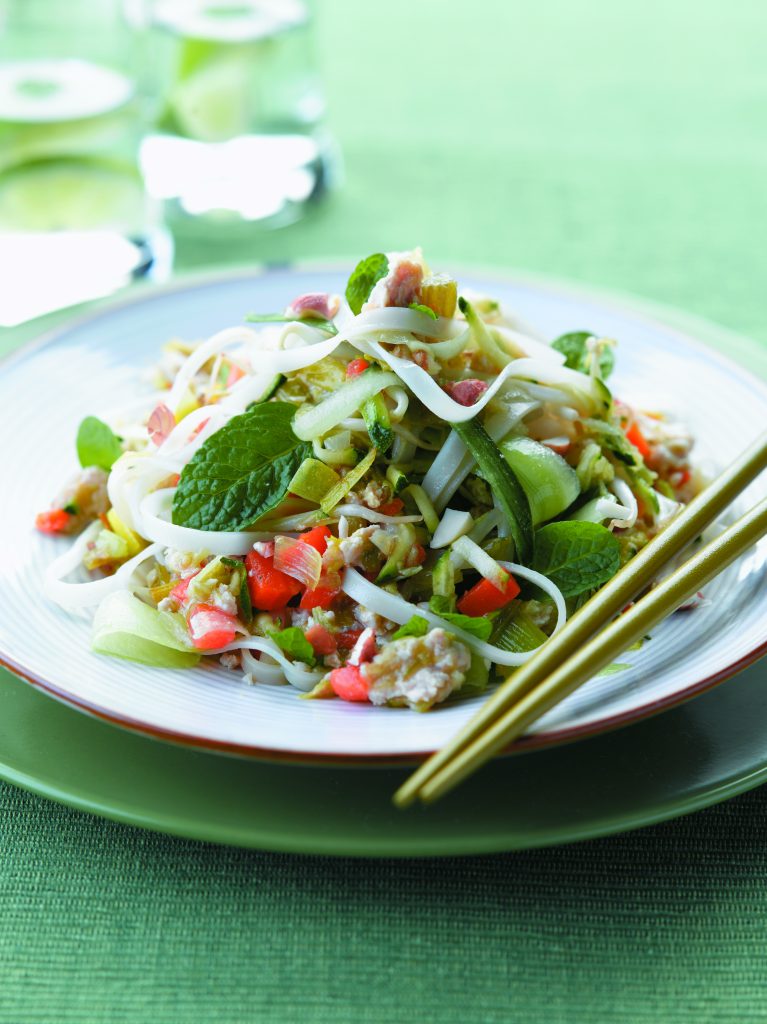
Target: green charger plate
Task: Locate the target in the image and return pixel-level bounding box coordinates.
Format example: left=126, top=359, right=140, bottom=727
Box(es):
left=1, top=659, right=766, bottom=855
left=1, top=274, right=765, bottom=854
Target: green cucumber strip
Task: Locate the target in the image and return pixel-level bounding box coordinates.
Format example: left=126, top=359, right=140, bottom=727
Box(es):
left=405, top=484, right=439, bottom=534
left=386, top=464, right=409, bottom=494
left=362, top=392, right=393, bottom=453
left=450, top=419, right=533, bottom=564
left=292, top=368, right=399, bottom=441
left=500, top=436, right=580, bottom=525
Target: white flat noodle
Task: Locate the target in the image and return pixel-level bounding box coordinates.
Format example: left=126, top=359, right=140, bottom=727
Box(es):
left=214, top=637, right=324, bottom=691
left=167, top=326, right=259, bottom=413
left=608, top=478, right=639, bottom=528
left=44, top=530, right=163, bottom=610
left=341, top=564, right=566, bottom=668
left=140, top=490, right=273, bottom=556
left=334, top=504, right=423, bottom=525
left=492, top=324, right=566, bottom=365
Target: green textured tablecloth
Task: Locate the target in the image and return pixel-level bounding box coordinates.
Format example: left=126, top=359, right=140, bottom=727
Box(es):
left=3, top=1, right=767, bottom=1020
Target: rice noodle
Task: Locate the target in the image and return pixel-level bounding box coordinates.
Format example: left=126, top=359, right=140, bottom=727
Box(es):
left=213, top=636, right=324, bottom=691
left=341, top=565, right=566, bottom=667
left=44, top=527, right=163, bottom=610
left=139, top=490, right=272, bottom=556
left=333, top=504, right=423, bottom=525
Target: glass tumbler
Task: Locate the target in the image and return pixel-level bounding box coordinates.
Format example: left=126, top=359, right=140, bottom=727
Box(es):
left=0, top=0, right=167, bottom=326
left=136, top=0, right=336, bottom=250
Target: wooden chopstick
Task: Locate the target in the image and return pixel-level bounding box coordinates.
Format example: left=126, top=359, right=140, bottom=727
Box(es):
left=416, top=494, right=767, bottom=804
left=394, top=429, right=767, bottom=808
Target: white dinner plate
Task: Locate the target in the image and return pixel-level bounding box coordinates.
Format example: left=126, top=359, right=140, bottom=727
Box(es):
left=1, top=266, right=766, bottom=761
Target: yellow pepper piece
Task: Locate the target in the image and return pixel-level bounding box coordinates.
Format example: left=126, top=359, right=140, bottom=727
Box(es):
left=106, top=508, right=147, bottom=558
left=421, top=274, right=457, bottom=318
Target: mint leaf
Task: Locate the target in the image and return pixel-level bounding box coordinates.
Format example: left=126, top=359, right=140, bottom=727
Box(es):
left=268, top=627, right=316, bottom=666
left=392, top=615, right=430, bottom=640
left=345, top=253, right=389, bottom=314
left=408, top=302, right=438, bottom=319
left=532, top=521, right=621, bottom=597
left=429, top=597, right=493, bottom=640
left=76, top=416, right=123, bottom=471
left=552, top=331, right=614, bottom=380
left=245, top=312, right=337, bottom=335
left=172, top=402, right=311, bottom=532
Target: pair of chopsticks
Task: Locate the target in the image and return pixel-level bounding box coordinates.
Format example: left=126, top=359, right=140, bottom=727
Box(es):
left=395, top=429, right=767, bottom=808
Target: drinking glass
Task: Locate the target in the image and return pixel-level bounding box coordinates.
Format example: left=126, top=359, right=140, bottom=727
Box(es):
left=0, top=0, right=167, bottom=326
left=136, top=0, right=336, bottom=250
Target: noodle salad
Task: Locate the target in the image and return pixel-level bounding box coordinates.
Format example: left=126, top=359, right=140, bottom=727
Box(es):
left=36, top=249, right=697, bottom=711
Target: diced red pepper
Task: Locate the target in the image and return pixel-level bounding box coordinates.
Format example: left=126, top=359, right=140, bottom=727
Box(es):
left=299, top=525, right=331, bottom=554
left=336, top=628, right=363, bottom=650
left=409, top=543, right=426, bottom=566
left=457, top=574, right=520, bottom=617
left=225, top=363, right=246, bottom=388
left=35, top=509, right=71, bottom=534
left=170, top=570, right=200, bottom=605
left=187, top=603, right=239, bottom=650
left=329, top=665, right=370, bottom=702
left=346, top=358, right=370, bottom=378
left=626, top=422, right=651, bottom=460
left=299, top=584, right=340, bottom=610
left=246, top=550, right=302, bottom=611
left=378, top=498, right=404, bottom=516
left=305, top=624, right=337, bottom=657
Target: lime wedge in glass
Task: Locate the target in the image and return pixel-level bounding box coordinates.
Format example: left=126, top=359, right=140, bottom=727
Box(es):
left=0, top=160, right=146, bottom=232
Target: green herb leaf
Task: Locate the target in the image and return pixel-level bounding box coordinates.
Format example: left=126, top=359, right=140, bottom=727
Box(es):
left=408, top=302, right=438, bottom=319
left=345, top=253, right=389, bottom=314
left=245, top=312, right=337, bottom=335
left=172, top=402, right=311, bottom=532
left=532, top=521, right=621, bottom=597
left=238, top=573, right=253, bottom=624
left=76, top=416, right=123, bottom=472
left=429, top=596, right=493, bottom=639
left=267, top=627, right=316, bottom=666
left=392, top=615, right=430, bottom=640
left=552, top=331, right=614, bottom=380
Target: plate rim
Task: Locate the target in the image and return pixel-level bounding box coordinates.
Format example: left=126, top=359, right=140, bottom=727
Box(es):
left=3, top=263, right=767, bottom=765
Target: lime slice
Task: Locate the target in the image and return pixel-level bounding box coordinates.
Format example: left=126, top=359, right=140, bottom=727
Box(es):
left=0, top=160, right=146, bottom=231
left=168, top=53, right=256, bottom=141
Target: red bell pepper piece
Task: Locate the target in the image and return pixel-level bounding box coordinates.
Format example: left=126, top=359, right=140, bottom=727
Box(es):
left=329, top=665, right=370, bottom=702
left=378, top=498, right=405, bottom=516
left=626, top=422, right=651, bottom=460
left=299, top=525, right=331, bottom=554
left=457, top=574, right=520, bottom=617
left=245, top=550, right=302, bottom=611
left=187, top=603, right=239, bottom=650
left=346, top=358, right=370, bottom=378
left=299, top=584, right=340, bottom=610
left=305, top=624, right=337, bottom=657
left=35, top=509, right=71, bottom=534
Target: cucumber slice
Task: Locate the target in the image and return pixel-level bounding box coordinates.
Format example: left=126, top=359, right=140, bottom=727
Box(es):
left=501, top=437, right=580, bottom=525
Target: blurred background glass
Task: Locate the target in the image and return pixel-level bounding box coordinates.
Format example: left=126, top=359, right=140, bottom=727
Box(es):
left=0, top=0, right=169, bottom=326
left=136, top=0, right=336, bottom=255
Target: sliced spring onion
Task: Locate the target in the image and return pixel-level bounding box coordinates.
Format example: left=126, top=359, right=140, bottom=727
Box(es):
left=341, top=565, right=565, bottom=667
left=273, top=536, right=323, bottom=589
left=450, top=535, right=509, bottom=590
left=320, top=447, right=377, bottom=513
left=386, top=464, right=409, bottom=494
left=405, top=484, right=439, bottom=535
left=293, top=370, right=399, bottom=441
left=450, top=419, right=534, bottom=564
left=431, top=509, right=474, bottom=550
left=489, top=604, right=549, bottom=654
